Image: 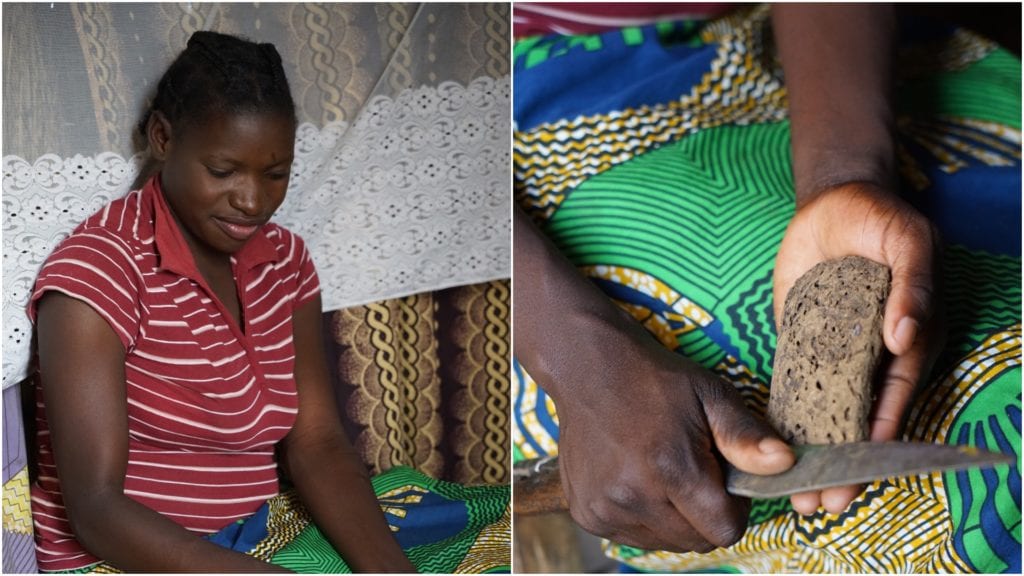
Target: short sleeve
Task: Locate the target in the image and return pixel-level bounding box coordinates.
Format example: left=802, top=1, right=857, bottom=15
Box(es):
left=290, top=232, right=321, bottom=310
left=28, top=227, right=143, bottom=351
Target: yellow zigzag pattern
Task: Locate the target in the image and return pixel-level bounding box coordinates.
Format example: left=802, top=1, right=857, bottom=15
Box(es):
left=250, top=491, right=312, bottom=562
left=2, top=467, right=32, bottom=535
left=898, top=116, right=1023, bottom=191
left=582, top=264, right=713, bottom=348
left=379, top=484, right=430, bottom=532
left=514, top=5, right=787, bottom=220
left=607, top=328, right=1021, bottom=573
left=909, top=325, right=1021, bottom=444
left=611, top=483, right=967, bottom=573
left=512, top=367, right=559, bottom=460
left=454, top=502, right=511, bottom=573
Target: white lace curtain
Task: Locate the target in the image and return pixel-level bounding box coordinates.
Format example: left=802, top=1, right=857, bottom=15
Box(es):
left=2, top=3, right=511, bottom=388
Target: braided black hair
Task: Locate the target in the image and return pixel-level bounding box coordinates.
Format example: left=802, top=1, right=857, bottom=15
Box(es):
left=139, top=31, right=295, bottom=138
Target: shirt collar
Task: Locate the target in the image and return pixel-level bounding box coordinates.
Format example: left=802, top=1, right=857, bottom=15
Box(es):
left=149, top=174, right=280, bottom=279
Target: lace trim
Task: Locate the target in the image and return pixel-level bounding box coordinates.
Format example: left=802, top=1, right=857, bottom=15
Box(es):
left=2, top=76, right=510, bottom=388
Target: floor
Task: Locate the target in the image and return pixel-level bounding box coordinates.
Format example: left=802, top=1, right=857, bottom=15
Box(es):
left=513, top=512, right=621, bottom=573
left=576, top=525, right=621, bottom=573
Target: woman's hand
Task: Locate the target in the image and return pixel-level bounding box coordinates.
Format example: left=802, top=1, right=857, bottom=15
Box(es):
left=551, top=311, right=796, bottom=552
left=514, top=208, right=794, bottom=552
left=773, top=182, right=945, bottom=515
left=282, top=295, right=417, bottom=573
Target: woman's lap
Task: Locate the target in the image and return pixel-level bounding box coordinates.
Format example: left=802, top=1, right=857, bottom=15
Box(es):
left=512, top=7, right=1021, bottom=573
left=55, top=467, right=510, bottom=574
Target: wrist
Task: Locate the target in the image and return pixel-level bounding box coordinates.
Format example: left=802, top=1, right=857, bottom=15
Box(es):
left=792, top=145, right=896, bottom=208
left=518, top=300, right=635, bottom=404
left=527, top=296, right=693, bottom=415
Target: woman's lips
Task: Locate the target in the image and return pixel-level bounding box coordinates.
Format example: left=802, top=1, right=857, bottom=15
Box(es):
left=215, top=218, right=261, bottom=242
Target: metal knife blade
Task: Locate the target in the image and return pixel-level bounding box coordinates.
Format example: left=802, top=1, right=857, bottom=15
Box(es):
left=512, top=442, right=1014, bottom=515
left=726, top=441, right=1015, bottom=498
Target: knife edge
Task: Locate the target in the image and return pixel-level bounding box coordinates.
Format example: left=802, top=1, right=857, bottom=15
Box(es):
left=726, top=442, right=1015, bottom=499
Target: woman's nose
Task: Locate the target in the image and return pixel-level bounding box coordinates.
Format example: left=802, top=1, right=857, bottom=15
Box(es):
left=229, top=180, right=263, bottom=216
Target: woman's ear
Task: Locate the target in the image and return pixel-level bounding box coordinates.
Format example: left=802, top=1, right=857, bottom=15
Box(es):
left=147, top=111, right=173, bottom=161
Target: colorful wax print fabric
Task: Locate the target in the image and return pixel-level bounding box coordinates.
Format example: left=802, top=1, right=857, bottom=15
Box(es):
left=513, top=5, right=1021, bottom=573
left=59, top=467, right=510, bottom=573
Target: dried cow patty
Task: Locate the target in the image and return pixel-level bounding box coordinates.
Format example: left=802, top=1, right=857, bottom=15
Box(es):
left=768, top=256, right=891, bottom=444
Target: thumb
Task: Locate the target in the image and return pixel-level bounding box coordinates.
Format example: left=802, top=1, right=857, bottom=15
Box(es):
left=697, top=381, right=795, bottom=475
left=883, top=221, right=938, bottom=357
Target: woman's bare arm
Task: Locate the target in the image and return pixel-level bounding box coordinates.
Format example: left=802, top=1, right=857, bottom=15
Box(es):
left=771, top=4, right=944, bottom=514
left=36, top=293, right=285, bottom=572
left=279, top=295, right=416, bottom=573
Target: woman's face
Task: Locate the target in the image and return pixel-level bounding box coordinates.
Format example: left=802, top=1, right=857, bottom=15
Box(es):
left=151, top=111, right=296, bottom=260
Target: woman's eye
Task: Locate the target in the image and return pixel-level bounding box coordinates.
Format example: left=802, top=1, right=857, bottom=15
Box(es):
left=267, top=172, right=290, bottom=181
left=206, top=167, right=233, bottom=178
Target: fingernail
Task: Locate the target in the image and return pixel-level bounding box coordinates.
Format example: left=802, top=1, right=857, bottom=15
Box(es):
left=894, top=317, right=919, bottom=353
left=758, top=437, right=789, bottom=455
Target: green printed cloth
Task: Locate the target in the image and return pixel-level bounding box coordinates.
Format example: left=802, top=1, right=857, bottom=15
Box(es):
left=513, top=5, right=1021, bottom=573
left=60, top=467, right=510, bottom=573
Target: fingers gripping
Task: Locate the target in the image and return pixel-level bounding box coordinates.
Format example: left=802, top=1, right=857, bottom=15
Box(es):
left=882, top=217, right=938, bottom=357
left=698, top=380, right=795, bottom=476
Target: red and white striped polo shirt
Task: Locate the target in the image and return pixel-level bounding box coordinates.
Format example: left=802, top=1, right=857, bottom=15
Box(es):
left=27, top=175, right=320, bottom=571
left=513, top=3, right=732, bottom=38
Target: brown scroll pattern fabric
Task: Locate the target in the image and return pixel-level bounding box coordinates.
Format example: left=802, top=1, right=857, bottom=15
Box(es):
left=327, top=280, right=510, bottom=486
